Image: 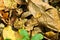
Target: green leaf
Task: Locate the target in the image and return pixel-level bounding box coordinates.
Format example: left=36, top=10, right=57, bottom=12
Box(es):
left=19, top=29, right=30, bottom=40
left=16, top=38, right=21, bottom=40
left=31, top=34, right=44, bottom=40
left=22, top=37, right=30, bottom=40
left=22, top=37, right=27, bottom=40
left=19, top=29, right=29, bottom=37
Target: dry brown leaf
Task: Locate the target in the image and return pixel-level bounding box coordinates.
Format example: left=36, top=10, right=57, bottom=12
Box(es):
left=2, top=12, right=8, bottom=19
left=45, top=31, right=57, bottom=39
left=45, top=31, right=56, bottom=37
left=0, top=11, right=8, bottom=19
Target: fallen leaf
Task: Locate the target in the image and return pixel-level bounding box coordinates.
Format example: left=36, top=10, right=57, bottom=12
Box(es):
left=0, top=11, right=8, bottom=19
left=3, top=25, right=16, bottom=40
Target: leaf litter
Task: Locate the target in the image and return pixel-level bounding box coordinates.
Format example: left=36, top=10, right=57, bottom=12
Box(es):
left=0, top=0, right=60, bottom=40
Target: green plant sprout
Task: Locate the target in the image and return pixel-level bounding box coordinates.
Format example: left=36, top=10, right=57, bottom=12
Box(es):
left=19, top=29, right=30, bottom=40
left=31, top=34, right=44, bottom=40
left=18, top=29, right=44, bottom=40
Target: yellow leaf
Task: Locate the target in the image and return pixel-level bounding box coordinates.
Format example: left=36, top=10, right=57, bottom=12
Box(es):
left=3, top=25, right=16, bottom=40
